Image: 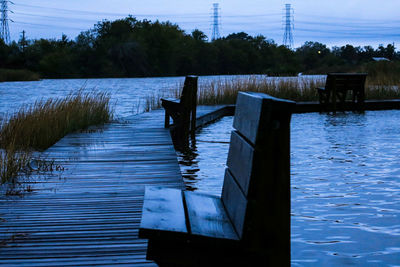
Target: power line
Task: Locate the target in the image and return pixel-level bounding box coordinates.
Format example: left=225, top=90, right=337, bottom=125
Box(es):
left=13, top=21, right=87, bottom=31
left=15, top=3, right=210, bottom=19
left=211, top=3, right=220, bottom=41
left=282, top=3, right=294, bottom=49
left=295, top=12, right=400, bottom=24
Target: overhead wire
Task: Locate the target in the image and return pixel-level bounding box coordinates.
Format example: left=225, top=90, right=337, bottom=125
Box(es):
left=8, top=2, right=399, bottom=44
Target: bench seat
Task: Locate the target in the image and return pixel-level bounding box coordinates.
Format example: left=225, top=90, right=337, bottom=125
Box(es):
left=140, top=186, right=239, bottom=241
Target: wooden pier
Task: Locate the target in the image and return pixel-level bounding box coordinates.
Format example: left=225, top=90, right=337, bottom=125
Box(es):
left=0, top=106, right=229, bottom=266
left=1, top=98, right=400, bottom=266
left=294, top=99, right=400, bottom=113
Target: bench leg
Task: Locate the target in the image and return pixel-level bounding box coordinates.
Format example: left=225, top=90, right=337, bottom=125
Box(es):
left=164, top=111, right=170, bottom=128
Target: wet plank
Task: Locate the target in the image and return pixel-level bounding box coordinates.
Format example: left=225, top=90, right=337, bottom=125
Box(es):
left=184, top=191, right=239, bottom=240
left=0, top=106, right=227, bottom=266
left=139, top=187, right=188, bottom=238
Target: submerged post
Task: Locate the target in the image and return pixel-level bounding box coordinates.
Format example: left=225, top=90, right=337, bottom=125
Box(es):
left=178, top=75, right=198, bottom=145
left=189, top=76, right=198, bottom=138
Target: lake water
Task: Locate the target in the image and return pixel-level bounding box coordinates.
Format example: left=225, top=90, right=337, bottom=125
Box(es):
left=180, top=111, right=400, bottom=266
left=1, top=77, right=399, bottom=265
left=0, top=77, right=185, bottom=120
left=0, top=75, right=322, bottom=121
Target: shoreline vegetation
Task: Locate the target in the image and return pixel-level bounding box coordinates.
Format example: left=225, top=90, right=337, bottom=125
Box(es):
left=0, top=91, right=113, bottom=192
left=0, top=69, right=40, bottom=82
left=141, top=66, right=400, bottom=109
left=0, top=16, right=398, bottom=79
left=194, top=73, right=400, bottom=105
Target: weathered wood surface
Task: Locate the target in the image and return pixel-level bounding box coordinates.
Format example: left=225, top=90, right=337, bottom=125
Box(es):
left=294, top=99, right=400, bottom=113
left=0, top=105, right=226, bottom=266
left=220, top=169, right=248, bottom=239
left=140, top=187, right=187, bottom=236
left=226, top=131, right=254, bottom=196
left=183, top=191, right=238, bottom=240
left=233, top=92, right=294, bottom=145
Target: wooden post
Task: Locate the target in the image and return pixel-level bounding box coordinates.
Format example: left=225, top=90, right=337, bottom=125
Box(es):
left=164, top=110, right=170, bottom=128
left=332, top=77, right=337, bottom=113
left=178, top=76, right=198, bottom=147
left=189, top=76, right=198, bottom=138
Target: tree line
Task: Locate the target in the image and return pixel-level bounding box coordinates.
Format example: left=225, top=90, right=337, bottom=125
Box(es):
left=0, top=16, right=399, bottom=79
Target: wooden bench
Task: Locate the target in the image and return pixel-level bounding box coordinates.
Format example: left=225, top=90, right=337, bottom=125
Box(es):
left=161, top=76, right=198, bottom=143
left=139, top=92, right=296, bottom=266
left=317, top=73, right=367, bottom=111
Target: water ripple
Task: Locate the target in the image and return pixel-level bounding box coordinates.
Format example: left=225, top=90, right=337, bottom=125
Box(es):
left=183, top=111, right=400, bottom=266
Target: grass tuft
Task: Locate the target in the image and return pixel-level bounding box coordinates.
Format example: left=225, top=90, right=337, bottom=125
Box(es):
left=196, top=76, right=324, bottom=105
left=0, top=146, right=31, bottom=185
left=0, top=90, right=113, bottom=185
left=0, top=91, right=112, bottom=151
left=193, top=75, right=400, bottom=105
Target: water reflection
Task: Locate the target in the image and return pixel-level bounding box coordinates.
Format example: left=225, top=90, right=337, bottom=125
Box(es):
left=176, top=116, right=233, bottom=196
left=178, top=111, right=400, bottom=266
left=177, top=139, right=199, bottom=191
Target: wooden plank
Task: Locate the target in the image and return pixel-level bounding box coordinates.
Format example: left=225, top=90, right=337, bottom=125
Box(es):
left=0, top=105, right=232, bottom=266
left=233, top=92, right=295, bottom=146
left=232, top=92, right=264, bottom=145
left=195, top=105, right=233, bottom=129
left=0, top=106, right=190, bottom=266
left=221, top=170, right=248, bottom=239
left=183, top=191, right=239, bottom=240
left=226, top=130, right=254, bottom=196
left=139, top=186, right=188, bottom=237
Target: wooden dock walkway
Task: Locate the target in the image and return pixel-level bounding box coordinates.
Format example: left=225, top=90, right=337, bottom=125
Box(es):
left=0, top=106, right=229, bottom=266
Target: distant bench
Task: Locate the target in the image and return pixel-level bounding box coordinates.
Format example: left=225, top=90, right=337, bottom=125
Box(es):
left=139, top=92, right=295, bottom=266
left=161, top=76, right=198, bottom=144
left=317, top=73, right=367, bottom=111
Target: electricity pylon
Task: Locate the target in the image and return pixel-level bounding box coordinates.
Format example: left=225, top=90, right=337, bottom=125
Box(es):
left=283, top=3, right=294, bottom=49
left=211, top=3, right=220, bottom=41
left=1, top=0, right=13, bottom=44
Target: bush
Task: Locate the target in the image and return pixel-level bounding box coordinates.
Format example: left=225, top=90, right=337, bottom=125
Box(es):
left=0, top=69, right=40, bottom=82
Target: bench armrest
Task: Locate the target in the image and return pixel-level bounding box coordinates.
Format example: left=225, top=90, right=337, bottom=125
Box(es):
left=161, top=98, right=180, bottom=104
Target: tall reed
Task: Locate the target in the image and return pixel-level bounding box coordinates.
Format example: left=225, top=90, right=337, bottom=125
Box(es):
left=0, top=145, right=31, bottom=184
left=194, top=75, right=400, bottom=105
left=0, top=90, right=113, bottom=185
left=0, top=91, right=112, bottom=151
left=197, top=76, right=324, bottom=105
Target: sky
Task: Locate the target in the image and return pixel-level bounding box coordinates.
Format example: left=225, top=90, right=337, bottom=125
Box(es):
left=5, top=0, right=400, bottom=49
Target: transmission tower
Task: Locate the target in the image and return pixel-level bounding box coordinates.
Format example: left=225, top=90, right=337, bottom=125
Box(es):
left=211, top=3, right=220, bottom=41
left=1, top=0, right=13, bottom=44
left=283, top=3, right=294, bottom=49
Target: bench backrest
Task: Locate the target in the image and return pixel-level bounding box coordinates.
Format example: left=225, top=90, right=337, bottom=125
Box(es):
left=179, top=75, right=198, bottom=110
left=180, top=75, right=198, bottom=136
left=221, top=92, right=295, bottom=260
left=325, top=73, right=367, bottom=92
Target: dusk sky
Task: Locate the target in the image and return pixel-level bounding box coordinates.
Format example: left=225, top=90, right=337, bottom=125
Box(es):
left=8, top=0, right=400, bottom=49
